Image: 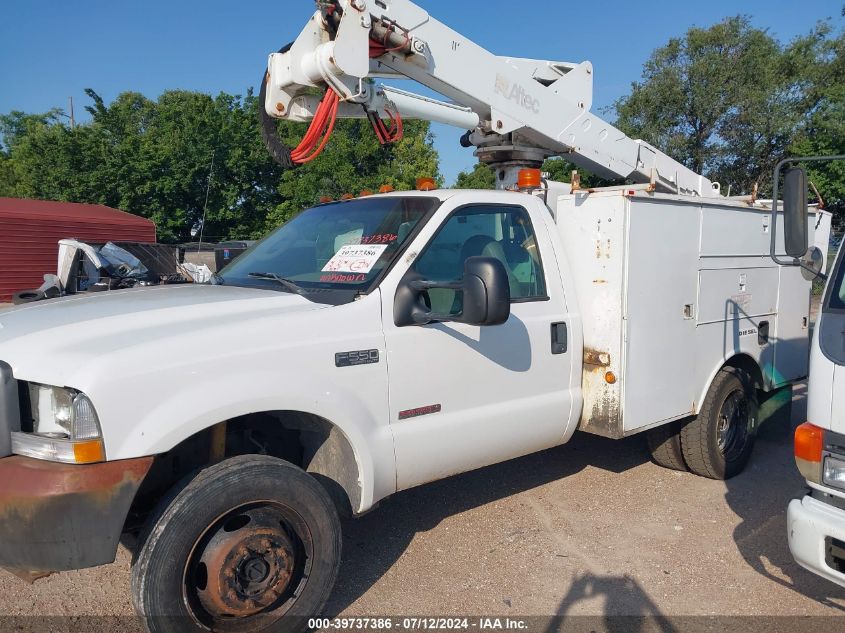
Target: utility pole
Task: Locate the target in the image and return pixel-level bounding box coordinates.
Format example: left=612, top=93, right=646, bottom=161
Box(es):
left=68, top=96, right=75, bottom=129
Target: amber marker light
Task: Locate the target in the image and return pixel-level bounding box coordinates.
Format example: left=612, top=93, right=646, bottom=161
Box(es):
left=416, top=177, right=436, bottom=191
left=795, top=422, right=824, bottom=483
left=73, top=439, right=106, bottom=464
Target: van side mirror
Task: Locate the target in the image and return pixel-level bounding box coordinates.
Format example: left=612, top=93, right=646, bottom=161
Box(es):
left=783, top=166, right=809, bottom=258
left=394, top=256, right=511, bottom=327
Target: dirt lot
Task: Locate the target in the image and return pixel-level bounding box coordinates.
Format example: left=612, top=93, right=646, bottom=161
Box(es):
left=0, top=385, right=843, bottom=629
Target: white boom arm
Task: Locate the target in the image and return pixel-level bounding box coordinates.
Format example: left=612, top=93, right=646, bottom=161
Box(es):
left=265, top=0, right=720, bottom=197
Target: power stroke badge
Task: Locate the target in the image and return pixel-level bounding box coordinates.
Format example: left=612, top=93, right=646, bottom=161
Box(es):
left=335, top=349, right=380, bottom=368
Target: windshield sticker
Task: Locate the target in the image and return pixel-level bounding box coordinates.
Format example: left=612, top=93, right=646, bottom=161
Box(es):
left=360, top=233, right=398, bottom=244
left=322, top=244, right=388, bottom=274
left=320, top=273, right=367, bottom=283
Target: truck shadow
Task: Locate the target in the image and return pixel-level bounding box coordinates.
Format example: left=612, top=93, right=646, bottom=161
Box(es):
left=326, top=430, right=649, bottom=615
left=724, top=382, right=845, bottom=611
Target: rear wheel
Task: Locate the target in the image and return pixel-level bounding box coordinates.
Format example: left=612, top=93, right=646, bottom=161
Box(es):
left=132, top=455, right=341, bottom=633
left=681, top=368, right=758, bottom=480
left=645, top=421, right=688, bottom=471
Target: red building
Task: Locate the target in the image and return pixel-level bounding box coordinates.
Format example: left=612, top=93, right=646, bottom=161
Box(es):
left=0, top=198, right=156, bottom=302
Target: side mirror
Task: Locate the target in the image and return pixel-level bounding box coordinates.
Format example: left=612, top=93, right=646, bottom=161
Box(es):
left=394, top=256, right=511, bottom=327
left=783, top=166, right=809, bottom=258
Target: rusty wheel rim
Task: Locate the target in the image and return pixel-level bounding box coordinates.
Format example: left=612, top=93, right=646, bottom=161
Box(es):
left=183, top=502, right=313, bottom=630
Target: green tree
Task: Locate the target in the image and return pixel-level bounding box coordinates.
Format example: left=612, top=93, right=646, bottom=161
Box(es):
left=0, top=109, right=65, bottom=198
left=541, top=158, right=618, bottom=188
left=453, top=162, right=495, bottom=189
left=614, top=16, right=836, bottom=196
left=1, top=90, right=440, bottom=241
left=0, top=153, right=16, bottom=197
left=266, top=118, right=440, bottom=229
left=791, top=27, right=845, bottom=223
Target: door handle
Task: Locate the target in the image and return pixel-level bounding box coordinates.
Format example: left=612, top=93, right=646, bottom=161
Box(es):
left=551, top=322, right=568, bottom=355
left=758, top=321, right=770, bottom=346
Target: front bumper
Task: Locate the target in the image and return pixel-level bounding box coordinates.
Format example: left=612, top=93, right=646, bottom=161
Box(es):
left=787, top=494, right=845, bottom=588
left=0, top=454, right=153, bottom=580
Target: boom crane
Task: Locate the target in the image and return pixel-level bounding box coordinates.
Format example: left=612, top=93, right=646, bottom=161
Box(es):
left=262, top=0, right=721, bottom=197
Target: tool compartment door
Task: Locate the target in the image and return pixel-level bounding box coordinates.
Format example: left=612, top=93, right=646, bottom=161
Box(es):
left=622, top=198, right=700, bottom=432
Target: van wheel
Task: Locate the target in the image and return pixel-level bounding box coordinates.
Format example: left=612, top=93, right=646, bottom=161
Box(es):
left=132, top=455, right=341, bottom=633
left=681, top=368, right=758, bottom=480
left=645, top=421, right=688, bottom=471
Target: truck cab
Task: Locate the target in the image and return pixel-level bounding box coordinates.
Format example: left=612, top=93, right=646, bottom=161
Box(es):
left=788, top=238, right=845, bottom=586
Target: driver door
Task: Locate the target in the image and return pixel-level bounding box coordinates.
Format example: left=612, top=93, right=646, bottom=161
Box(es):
left=380, top=197, right=575, bottom=490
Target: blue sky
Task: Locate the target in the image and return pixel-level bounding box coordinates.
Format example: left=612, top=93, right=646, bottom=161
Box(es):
left=1, top=1, right=841, bottom=184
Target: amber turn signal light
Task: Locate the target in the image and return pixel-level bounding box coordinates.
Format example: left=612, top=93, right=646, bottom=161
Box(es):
left=795, top=422, right=824, bottom=463
left=795, top=422, right=824, bottom=483
left=72, top=439, right=106, bottom=464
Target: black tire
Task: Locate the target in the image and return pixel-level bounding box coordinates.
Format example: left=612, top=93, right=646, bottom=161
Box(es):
left=12, top=289, right=43, bottom=304
left=132, top=455, right=341, bottom=633
left=681, top=367, right=758, bottom=480
left=645, top=420, right=688, bottom=471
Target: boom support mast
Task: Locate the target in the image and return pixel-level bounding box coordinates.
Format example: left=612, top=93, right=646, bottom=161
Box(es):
left=265, top=0, right=720, bottom=197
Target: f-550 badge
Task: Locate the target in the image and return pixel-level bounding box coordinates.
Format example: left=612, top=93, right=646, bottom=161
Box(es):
left=335, top=349, right=380, bottom=367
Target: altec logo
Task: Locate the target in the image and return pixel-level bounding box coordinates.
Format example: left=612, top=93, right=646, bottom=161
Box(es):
left=494, top=74, right=540, bottom=114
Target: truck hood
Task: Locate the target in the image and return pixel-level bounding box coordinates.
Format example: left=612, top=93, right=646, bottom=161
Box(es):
left=0, top=285, right=330, bottom=385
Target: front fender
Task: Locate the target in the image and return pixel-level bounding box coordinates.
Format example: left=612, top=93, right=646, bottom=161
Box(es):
left=106, top=368, right=394, bottom=512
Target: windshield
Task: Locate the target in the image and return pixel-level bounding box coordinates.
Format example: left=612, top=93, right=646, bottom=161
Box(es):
left=221, top=196, right=438, bottom=294
left=827, top=241, right=845, bottom=311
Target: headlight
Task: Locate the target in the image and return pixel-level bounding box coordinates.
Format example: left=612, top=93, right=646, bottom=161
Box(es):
left=11, top=383, right=105, bottom=464
left=28, top=384, right=101, bottom=440
left=823, top=455, right=845, bottom=491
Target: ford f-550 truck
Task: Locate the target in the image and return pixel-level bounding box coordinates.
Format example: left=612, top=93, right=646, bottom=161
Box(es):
left=0, top=181, right=830, bottom=630
left=0, top=1, right=834, bottom=631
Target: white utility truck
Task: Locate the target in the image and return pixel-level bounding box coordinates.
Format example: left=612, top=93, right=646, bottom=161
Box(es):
left=0, top=2, right=831, bottom=631
left=783, top=156, right=845, bottom=588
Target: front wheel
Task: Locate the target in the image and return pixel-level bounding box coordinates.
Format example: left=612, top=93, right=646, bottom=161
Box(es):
left=132, top=455, right=341, bottom=633
left=681, top=367, right=758, bottom=480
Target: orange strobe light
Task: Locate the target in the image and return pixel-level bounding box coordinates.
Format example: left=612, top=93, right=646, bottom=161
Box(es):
left=416, top=177, right=437, bottom=191
left=517, top=168, right=542, bottom=190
